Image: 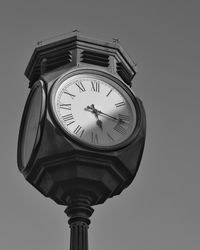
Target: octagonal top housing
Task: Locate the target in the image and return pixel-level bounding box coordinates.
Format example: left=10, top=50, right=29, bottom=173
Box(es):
left=25, top=33, right=137, bottom=88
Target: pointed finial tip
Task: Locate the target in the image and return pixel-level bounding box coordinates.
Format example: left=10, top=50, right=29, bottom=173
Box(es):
left=112, top=38, right=120, bottom=43
left=37, top=41, right=43, bottom=46
left=73, top=29, right=79, bottom=33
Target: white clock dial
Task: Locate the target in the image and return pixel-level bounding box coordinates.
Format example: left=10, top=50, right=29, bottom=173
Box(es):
left=51, top=72, right=137, bottom=149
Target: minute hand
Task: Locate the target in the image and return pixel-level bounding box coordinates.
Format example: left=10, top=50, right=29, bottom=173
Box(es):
left=86, top=106, right=126, bottom=123
left=86, top=106, right=118, bottom=121
left=97, top=110, right=119, bottom=121
left=98, top=110, right=128, bottom=124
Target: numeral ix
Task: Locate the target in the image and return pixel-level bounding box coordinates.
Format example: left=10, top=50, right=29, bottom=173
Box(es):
left=62, top=114, right=75, bottom=126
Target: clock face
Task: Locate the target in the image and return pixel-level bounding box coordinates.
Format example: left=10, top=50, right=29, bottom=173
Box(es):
left=17, top=81, right=46, bottom=170
left=50, top=71, right=138, bottom=149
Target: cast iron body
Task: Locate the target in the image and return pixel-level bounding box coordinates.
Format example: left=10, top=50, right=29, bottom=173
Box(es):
left=17, top=34, right=146, bottom=250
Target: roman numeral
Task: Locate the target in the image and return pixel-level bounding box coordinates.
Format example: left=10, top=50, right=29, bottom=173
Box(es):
left=118, top=114, right=130, bottom=123
left=113, top=122, right=127, bottom=135
left=91, top=132, right=99, bottom=144
left=73, top=125, right=85, bottom=138
left=107, top=132, right=115, bottom=141
left=75, top=81, right=86, bottom=92
left=115, top=101, right=125, bottom=108
left=91, top=81, right=100, bottom=92
left=62, top=114, right=75, bottom=126
left=64, top=91, right=76, bottom=99
left=106, top=89, right=113, bottom=97
left=60, top=103, right=71, bottom=110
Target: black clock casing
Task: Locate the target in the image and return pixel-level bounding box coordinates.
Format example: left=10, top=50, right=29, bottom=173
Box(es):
left=17, top=35, right=146, bottom=206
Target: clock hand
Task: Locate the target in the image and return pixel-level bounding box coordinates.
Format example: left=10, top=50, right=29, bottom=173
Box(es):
left=86, top=105, right=126, bottom=124
left=84, top=105, right=103, bottom=131
left=98, top=111, right=120, bottom=122
left=96, top=119, right=103, bottom=130
left=91, top=105, right=103, bottom=131
left=90, top=104, right=99, bottom=119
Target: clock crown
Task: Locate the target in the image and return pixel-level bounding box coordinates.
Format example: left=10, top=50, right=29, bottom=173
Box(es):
left=25, top=34, right=137, bottom=88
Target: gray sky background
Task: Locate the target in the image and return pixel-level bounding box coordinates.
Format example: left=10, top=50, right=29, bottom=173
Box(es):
left=0, top=1, right=200, bottom=250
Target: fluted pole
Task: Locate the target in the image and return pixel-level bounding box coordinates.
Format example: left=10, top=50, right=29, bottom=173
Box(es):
left=65, top=196, right=94, bottom=250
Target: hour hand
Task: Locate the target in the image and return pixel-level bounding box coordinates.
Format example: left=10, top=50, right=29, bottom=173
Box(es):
left=84, top=105, right=103, bottom=130
left=96, top=119, right=103, bottom=130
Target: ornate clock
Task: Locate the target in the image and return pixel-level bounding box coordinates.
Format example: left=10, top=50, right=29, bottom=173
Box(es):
left=50, top=69, right=140, bottom=150
left=18, top=34, right=146, bottom=250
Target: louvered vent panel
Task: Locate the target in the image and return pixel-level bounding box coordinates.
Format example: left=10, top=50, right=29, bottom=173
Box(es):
left=117, top=62, right=135, bottom=85
left=28, top=50, right=72, bottom=86
left=81, top=50, right=109, bottom=67
left=45, top=50, right=72, bottom=71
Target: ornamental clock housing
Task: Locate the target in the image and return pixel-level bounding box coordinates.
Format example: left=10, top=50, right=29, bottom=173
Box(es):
left=18, top=34, right=146, bottom=207
left=17, top=34, right=146, bottom=250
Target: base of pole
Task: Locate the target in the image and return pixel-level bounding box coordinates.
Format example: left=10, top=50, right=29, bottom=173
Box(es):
left=65, top=195, right=94, bottom=250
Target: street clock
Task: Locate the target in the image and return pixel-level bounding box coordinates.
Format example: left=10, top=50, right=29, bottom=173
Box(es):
left=17, top=34, right=146, bottom=250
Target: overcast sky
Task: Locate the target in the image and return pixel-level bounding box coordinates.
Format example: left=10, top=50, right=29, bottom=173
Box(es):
left=1, top=1, right=200, bottom=250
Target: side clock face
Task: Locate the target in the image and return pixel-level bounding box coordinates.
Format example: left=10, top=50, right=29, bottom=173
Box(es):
left=50, top=71, right=139, bottom=150
left=17, top=81, right=46, bottom=170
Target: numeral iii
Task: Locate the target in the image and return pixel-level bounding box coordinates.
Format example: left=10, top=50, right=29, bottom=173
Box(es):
left=115, top=101, right=125, bottom=108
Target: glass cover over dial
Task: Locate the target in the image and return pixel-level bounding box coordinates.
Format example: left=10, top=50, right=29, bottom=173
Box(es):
left=18, top=81, right=45, bottom=170
left=51, top=73, right=137, bottom=149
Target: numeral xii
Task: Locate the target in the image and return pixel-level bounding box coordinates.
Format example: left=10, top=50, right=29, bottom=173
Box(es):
left=91, top=81, right=100, bottom=92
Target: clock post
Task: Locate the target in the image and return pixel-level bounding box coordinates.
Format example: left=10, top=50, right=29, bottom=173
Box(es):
left=17, top=34, right=146, bottom=250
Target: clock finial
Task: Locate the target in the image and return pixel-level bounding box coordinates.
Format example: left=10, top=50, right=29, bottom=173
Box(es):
left=112, top=38, right=120, bottom=44
left=72, top=29, right=80, bottom=34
